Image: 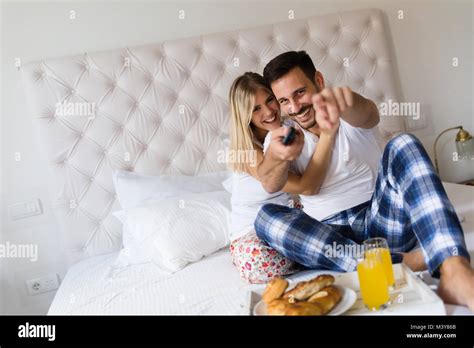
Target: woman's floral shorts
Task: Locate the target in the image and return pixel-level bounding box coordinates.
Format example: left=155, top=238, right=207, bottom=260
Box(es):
left=229, top=230, right=301, bottom=284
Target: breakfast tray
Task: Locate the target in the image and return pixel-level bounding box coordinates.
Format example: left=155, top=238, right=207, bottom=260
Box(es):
left=244, top=263, right=446, bottom=315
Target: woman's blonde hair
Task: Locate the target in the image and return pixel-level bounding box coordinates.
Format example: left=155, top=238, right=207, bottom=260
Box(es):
left=228, top=72, right=273, bottom=172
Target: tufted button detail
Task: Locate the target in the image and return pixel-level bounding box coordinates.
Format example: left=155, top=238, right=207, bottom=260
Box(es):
left=89, top=177, right=94, bottom=182
left=84, top=64, right=90, bottom=71
left=41, top=72, right=46, bottom=78
left=70, top=89, right=76, bottom=95
left=217, top=62, right=225, bottom=72
left=79, top=132, right=85, bottom=138
left=134, top=101, right=140, bottom=107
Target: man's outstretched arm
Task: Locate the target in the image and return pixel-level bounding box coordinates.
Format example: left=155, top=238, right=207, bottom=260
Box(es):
left=257, top=127, right=304, bottom=194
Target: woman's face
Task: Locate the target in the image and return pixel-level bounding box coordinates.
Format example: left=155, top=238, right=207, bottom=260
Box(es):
left=250, top=88, right=280, bottom=131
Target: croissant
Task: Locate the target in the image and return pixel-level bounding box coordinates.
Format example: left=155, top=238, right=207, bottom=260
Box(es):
left=282, top=274, right=335, bottom=301
left=262, top=277, right=289, bottom=304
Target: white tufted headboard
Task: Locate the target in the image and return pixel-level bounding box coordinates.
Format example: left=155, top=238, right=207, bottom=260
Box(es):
left=21, top=8, right=404, bottom=264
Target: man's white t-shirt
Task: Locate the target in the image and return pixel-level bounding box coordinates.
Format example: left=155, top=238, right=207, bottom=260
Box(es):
left=264, top=118, right=383, bottom=221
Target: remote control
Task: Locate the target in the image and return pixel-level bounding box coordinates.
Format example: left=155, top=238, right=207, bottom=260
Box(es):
left=282, top=127, right=296, bottom=145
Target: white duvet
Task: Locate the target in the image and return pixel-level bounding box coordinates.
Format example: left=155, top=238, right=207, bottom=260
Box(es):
left=48, top=248, right=250, bottom=315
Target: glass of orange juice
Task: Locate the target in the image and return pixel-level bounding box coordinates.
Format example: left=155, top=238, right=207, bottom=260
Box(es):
left=363, top=237, right=395, bottom=287
left=357, top=252, right=390, bottom=311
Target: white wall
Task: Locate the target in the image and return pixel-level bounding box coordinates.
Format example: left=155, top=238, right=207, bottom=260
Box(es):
left=1, top=0, right=472, bottom=314
left=0, top=1, right=4, bottom=315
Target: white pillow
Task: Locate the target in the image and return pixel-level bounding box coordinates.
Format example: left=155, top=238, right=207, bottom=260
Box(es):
left=113, top=169, right=231, bottom=209
left=113, top=191, right=231, bottom=272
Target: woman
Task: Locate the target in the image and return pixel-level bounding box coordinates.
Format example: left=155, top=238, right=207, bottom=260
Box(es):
left=227, top=72, right=337, bottom=284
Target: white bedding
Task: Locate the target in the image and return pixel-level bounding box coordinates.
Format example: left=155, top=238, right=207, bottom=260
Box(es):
left=48, top=183, right=474, bottom=315
left=48, top=247, right=250, bottom=315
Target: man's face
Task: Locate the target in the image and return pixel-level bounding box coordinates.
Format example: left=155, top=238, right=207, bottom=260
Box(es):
left=271, top=67, right=320, bottom=130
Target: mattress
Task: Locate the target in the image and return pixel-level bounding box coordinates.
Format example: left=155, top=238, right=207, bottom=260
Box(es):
left=48, top=183, right=474, bottom=315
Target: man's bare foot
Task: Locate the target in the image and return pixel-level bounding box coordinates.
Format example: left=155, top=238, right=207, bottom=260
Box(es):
left=401, top=249, right=427, bottom=272
left=437, top=256, right=474, bottom=312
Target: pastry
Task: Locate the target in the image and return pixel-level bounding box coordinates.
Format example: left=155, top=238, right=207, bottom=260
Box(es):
left=262, top=277, right=289, bottom=304
left=266, top=299, right=290, bottom=315
left=282, top=274, right=335, bottom=301
left=283, top=301, right=325, bottom=316
left=307, top=285, right=342, bottom=315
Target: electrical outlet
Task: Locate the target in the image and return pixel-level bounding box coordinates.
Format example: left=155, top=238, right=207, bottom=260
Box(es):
left=25, top=274, right=59, bottom=296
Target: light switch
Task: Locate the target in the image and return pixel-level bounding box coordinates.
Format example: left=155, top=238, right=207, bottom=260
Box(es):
left=8, top=199, right=43, bottom=220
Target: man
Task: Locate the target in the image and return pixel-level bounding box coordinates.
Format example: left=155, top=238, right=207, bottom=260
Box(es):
left=255, top=50, right=474, bottom=310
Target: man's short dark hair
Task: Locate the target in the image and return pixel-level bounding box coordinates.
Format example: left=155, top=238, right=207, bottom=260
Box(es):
left=263, top=51, right=317, bottom=86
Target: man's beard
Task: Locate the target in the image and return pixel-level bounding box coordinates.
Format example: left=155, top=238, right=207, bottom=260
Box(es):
left=289, top=104, right=317, bottom=129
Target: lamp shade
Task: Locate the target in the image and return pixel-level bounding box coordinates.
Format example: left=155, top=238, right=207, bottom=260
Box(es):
left=456, top=136, right=474, bottom=159
left=434, top=126, right=474, bottom=174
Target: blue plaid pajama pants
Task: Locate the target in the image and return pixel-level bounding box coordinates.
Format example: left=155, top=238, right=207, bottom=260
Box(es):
left=254, top=133, right=470, bottom=276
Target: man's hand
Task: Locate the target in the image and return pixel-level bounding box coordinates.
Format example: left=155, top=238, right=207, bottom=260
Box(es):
left=257, top=126, right=304, bottom=193
left=267, top=126, right=304, bottom=162
left=312, top=86, right=353, bottom=134
left=312, top=86, right=379, bottom=130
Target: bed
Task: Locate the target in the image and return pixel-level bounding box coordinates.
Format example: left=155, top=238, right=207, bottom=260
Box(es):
left=20, top=8, right=472, bottom=315
left=46, top=182, right=474, bottom=315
